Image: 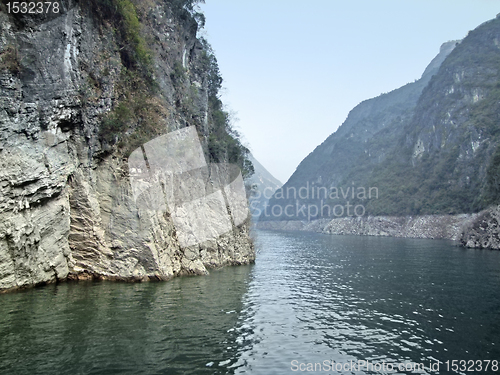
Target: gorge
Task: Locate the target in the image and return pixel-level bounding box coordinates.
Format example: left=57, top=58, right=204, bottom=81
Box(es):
left=258, top=14, right=500, bottom=250
left=1, top=3, right=500, bottom=374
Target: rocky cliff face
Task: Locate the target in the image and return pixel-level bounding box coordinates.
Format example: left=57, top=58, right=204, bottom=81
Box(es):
left=0, top=0, right=254, bottom=292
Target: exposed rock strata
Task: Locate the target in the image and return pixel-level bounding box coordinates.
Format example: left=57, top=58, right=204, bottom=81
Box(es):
left=258, top=209, right=500, bottom=250
left=256, top=214, right=478, bottom=242
left=0, top=2, right=254, bottom=293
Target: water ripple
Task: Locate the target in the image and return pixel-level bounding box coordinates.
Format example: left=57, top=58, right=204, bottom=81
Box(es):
left=1, top=231, right=499, bottom=374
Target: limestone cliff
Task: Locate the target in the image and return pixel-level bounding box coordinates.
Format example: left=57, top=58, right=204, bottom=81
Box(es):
left=0, top=0, right=254, bottom=292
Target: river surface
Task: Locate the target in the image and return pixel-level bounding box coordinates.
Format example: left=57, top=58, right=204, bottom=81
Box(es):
left=0, top=230, right=499, bottom=374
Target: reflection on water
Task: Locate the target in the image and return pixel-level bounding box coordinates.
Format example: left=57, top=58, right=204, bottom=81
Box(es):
left=1, top=230, right=500, bottom=374
left=0, top=266, right=253, bottom=375
left=232, top=231, right=500, bottom=374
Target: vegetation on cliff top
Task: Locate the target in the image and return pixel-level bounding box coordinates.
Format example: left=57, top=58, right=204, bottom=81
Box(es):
left=361, top=18, right=500, bottom=216
left=88, top=0, right=252, bottom=177
left=0, top=44, right=20, bottom=75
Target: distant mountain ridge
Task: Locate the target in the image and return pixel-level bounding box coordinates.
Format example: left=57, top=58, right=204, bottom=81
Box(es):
left=247, top=154, right=282, bottom=221
left=262, top=14, right=500, bottom=221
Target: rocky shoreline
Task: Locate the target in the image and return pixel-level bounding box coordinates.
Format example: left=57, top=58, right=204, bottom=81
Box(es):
left=459, top=205, right=500, bottom=249
left=256, top=206, right=500, bottom=250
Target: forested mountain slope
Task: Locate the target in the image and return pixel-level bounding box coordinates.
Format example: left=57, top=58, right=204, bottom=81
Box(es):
left=263, top=15, right=500, bottom=221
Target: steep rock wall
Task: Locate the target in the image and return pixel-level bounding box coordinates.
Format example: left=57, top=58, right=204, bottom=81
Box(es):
left=0, top=1, right=254, bottom=292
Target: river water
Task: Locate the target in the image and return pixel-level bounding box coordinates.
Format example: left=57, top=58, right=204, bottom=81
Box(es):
left=0, top=230, right=499, bottom=374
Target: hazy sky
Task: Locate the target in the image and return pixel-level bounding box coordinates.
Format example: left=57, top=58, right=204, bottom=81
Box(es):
left=198, top=1, right=499, bottom=183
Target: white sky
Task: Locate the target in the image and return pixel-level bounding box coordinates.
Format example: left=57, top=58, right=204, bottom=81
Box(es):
left=199, top=1, right=499, bottom=183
